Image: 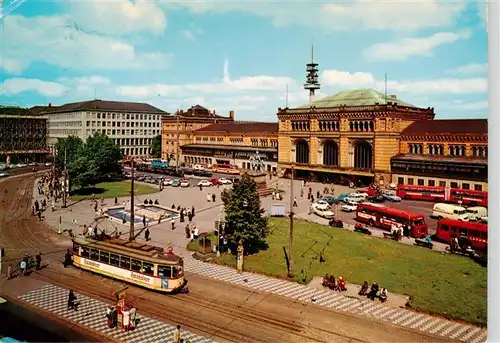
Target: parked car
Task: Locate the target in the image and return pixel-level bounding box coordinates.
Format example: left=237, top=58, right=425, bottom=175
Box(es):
left=337, top=193, right=350, bottom=202
left=180, top=179, right=190, bottom=187
left=382, top=191, right=401, bottom=202
left=320, top=195, right=340, bottom=205
left=209, top=178, right=221, bottom=185
left=218, top=178, right=233, bottom=185
left=0, top=172, right=9, bottom=178
left=197, top=180, right=212, bottom=187
left=312, top=206, right=335, bottom=219
left=367, top=195, right=385, bottom=203
left=341, top=200, right=358, bottom=212
left=171, top=179, right=181, bottom=187
left=163, top=178, right=173, bottom=186
left=312, top=200, right=330, bottom=211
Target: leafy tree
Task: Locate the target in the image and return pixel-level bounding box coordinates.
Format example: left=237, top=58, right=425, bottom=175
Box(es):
left=84, top=132, right=122, bottom=179
left=68, top=156, right=96, bottom=189
left=222, top=173, right=269, bottom=254
left=54, top=136, right=84, bottom=172
left=150, top=135, right=161, bottom=158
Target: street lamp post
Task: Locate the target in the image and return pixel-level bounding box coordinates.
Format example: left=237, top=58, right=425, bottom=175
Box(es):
left=236, top=200, right=248, bottom=273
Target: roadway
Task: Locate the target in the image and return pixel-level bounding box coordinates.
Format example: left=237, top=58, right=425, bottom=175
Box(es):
left=0, top=173, right=453, bottom=343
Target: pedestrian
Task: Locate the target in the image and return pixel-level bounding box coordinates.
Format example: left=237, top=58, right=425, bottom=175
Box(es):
left=93, top=226, right=98, bottom=238
left=206, top=194, right=211, bottom=202
left=145, top=228, right=150, bottom=241
left=64, top=249, right=72, bottom=267
left=7, top=264, right=12, bottom=280
left=173, top=325, right=181, bottom=343
left=199, top=184, right=203, bottom=191
left=142, top=215, right=146, bottom=228
left=193, top=226, right=199, bottom=239
left=191, top=206, right=195, bottom=217
left=185, top=224, right=191, bottom=239
left=68, top=289, right=77, bottom=311
left=293, top=197, right=298, bottom=207
left=212, top=193, right=216, bottom=202
left=35, top=252, right=42, bottom=270
left=317, top=190, right=320, bottom=199
left=187, top=212, right=193, bottom=222
left=114, top=196, right=118, bottom=205
left=20, top=258, right=27, bottom=276
left=300, top=188, right=304, bottom=198
left=171, top=218, right=175, bottom=230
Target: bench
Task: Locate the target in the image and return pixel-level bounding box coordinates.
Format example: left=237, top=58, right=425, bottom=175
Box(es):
left=414, top=239, right=433, bottom=249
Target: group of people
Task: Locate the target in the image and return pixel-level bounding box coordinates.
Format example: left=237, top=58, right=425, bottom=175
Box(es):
left=449, top=233, right=473, bottom=254
left=358, top=281, right=388, bottom=302
left=322, top=274, right=347, bottom=292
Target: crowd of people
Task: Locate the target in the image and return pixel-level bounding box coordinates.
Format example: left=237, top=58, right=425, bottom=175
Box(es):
left=358, top=281, right=388, bottom=302
left=321, top=273, right=347, bottom=292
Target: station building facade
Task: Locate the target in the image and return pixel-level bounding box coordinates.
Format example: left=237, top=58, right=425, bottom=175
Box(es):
left=276, top=88, right=488, bottom=190
left=161, top=105, right=234, bottom=165
left=182, top=122, right=279, bottom=172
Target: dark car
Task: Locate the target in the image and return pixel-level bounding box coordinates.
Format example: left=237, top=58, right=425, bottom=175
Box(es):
left=320, top=195, right=340, bottom=205
left=367, top=195, right=385, bottom=203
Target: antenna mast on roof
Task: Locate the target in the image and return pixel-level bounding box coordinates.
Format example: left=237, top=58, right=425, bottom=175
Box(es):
left=286, top=84, right=289, bottom=108
left=304, top=41, right=320, bottom=105
left=384, top=73, right=388, bottom=104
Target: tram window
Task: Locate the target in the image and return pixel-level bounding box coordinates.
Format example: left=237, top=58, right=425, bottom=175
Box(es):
left=100, top=251, right=110, bottom=263
left=469, top=230, right=480, bottom=238
left=474, top=184, right=483, bottom=191
left=397, top=177, right=404, bottom=185
left=450, top=182, right=458, bottom=188
left=413, top=218, right=424, bottom=226
left=407, top=178, right=414, bottom=185
left=131, top=259, right=142, bottom=272
left=172, top=266, right=183, bottom=277
left=440, top=225, right=449, bottom=232
left=72, top=243, right=80, bottom=254
left=143, top=262, right=154, bottom=275
left=82, top=247, right=90, bottom=258
left=439, top=181, right=446, bottom=187
left=120, top=257, right=131, bottom=269
left=417, top=179, right=424, bottom=186
left=428, top=180, right=435, bottom=187
left=90, top=249, right=99, bottom=260
left=110, top=254, right=119, bottom=266
left=158, top=265, right=172, bottom=278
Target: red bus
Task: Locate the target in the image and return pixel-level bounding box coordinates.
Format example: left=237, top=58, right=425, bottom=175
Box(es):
left=435, top=218, right=487, bottom=251
left=396, top=185, right=488, bottom=207
left=356, top=202, right=428, bottom=238
left=212, top=163, right=240, bottom=175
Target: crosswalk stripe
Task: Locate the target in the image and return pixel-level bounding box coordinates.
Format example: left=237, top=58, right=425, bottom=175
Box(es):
left=441, top=323, right=464, bottom=337
left=460, top=327, right=482, bottom=342
left=429, top=320, right=452, bottom=334
left=470, top=329, right=487, bottom=343
left=450, top=325, right=474, bottom=340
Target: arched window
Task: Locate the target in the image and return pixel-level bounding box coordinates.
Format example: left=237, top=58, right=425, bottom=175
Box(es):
left=323, top=141, right=339, bottom=166
left=354, top=141, right=373, bottom=169
left=295, top=140, right=309, bottom=164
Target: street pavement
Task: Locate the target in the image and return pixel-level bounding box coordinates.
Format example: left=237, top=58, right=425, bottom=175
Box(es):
left=19, top=283, right=216, bottom=343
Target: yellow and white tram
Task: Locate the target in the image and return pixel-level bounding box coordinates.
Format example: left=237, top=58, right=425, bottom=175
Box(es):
left=71, top=235, right=187, bottom=293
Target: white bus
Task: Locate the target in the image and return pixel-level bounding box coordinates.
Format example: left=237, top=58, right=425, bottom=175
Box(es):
left=432, top=203, right=469, bottom=221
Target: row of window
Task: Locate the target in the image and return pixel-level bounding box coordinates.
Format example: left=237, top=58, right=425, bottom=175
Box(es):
left=349, top=121, right=374, bottom=132
left=396, top=176, right=484, bottom=191
left=50, top=129, right=81, bottom=136
left=112, top=138, right=152, bottom=146
left=86, top=121, right=160, bottom=128
left=408, top=144, right=488, bottom=158
left=291, top=121, right=311, bottom=131
left=87, top=113, right=162, bottom=121
left=319, top=121, right=340, bottom=132
left=439, top=225, right=486, bottom=239
left=80, top=247, right=182, bottom=278
left=48, top=121, right=83, bottom=127
left=85, top=129, right=160, bottom=136
left=121, top=147, right=152, bottom=156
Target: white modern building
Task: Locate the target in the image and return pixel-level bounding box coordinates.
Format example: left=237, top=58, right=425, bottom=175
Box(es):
left=36, top=100, right=168, bottom=157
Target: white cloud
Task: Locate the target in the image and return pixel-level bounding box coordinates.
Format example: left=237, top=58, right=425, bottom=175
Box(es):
left=445, top=63, right=487, bottom=75
left=1, top=78, right=68, bottom=97
left=364, top=31, right=471, bottom=61
left=68, top=0, right=167, bottom=36
left=166, top=0, right=466, bottom=31
left=321, top=70, right=487, bottom=94
left=181, top=30, right=196, bottom=40
left=58, top=75, right=111, bottom=85
left=0, top=14, right=172, bottom=75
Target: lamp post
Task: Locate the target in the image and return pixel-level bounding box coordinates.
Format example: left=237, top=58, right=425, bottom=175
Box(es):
left=236, top=200, right=248, bottom=273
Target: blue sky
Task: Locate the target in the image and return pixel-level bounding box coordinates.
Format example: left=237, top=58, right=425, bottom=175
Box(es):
left=0, top=0, right=488, bottom=120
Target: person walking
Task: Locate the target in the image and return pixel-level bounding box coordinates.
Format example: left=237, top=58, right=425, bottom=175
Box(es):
left=171, top=218, right=175, bottom=230
left=35, top=253, right=42, bottom=270
left=68, top=289, right=77, bottom=311
left=172, top=325, right=181, bottom=343
left=145, top=228, right=150, bottom=242
left=212, top=193, right=216, bottom=202
left=191, top=206, right=195, bottom=218
left=142, top=215, right=146, bottom=228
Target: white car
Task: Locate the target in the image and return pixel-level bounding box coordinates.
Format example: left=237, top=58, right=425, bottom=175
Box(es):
left=341, top=201, right=358, bottom=212
left=197, top=180, right=212, bottom=187
left=382, top=192, right=401, bottom=202
left=218, top=178, right=233, bottom=185
left=180, top=180, right=190, bottom=187
left=163, top=179, right=173, bottom=186
left=312, top=206, right=335, bottom=219
left=312, top=200, right=330, bottom=211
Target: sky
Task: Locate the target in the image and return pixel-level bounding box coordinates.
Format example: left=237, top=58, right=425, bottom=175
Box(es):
left=0, top=0, right=488, bottom=121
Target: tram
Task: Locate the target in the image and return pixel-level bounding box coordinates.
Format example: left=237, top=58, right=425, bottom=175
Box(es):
left=71, top=235, right=187, bottom=293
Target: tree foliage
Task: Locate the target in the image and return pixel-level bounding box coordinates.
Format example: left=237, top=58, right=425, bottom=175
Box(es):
left=222, top=173, right=269, bottom=254
left=55, top=133, right=122, bottom=189
left=150, top=135, right=161, bottom=158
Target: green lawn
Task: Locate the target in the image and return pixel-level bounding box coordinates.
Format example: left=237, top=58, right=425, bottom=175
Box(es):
left=70, top=181, right=159, bottom=201
left=189, top=218, right=487, bottom=326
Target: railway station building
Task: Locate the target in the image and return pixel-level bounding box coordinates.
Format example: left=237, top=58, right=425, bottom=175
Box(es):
left=0, top=106, right=49, bottom=164
left=276, top=89, right=488, bottom=189
left=161, top=105, right=234, bottom=165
